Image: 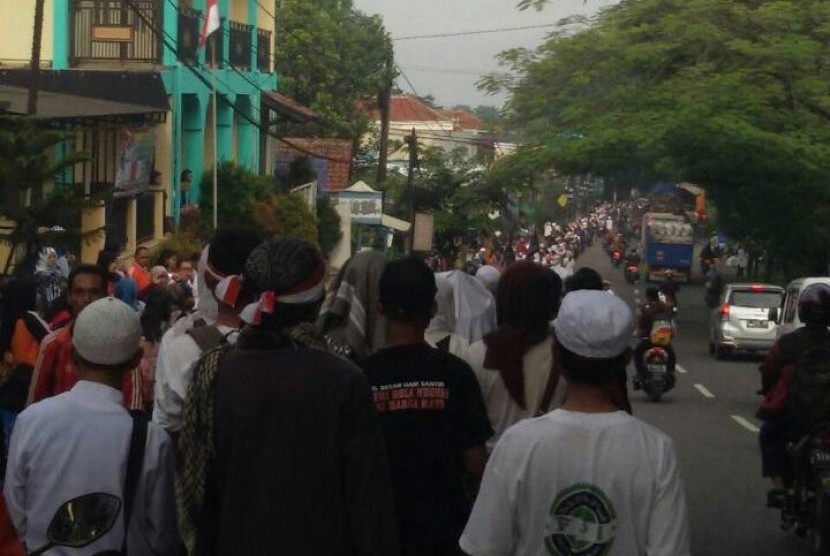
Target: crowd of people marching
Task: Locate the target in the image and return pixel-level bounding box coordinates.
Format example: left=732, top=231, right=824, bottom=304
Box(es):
left=0, top=201, right=690, bottom=556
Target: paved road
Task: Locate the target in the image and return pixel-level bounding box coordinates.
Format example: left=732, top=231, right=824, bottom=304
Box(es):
left=576, top=244, right=807, bottom=555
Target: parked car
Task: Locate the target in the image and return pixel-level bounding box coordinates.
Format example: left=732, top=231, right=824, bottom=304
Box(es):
left=774, top=277, right=830, bottom=338
left=709, top=283, right=785, bottom=359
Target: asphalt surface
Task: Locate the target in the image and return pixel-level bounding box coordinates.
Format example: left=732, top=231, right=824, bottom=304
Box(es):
left=576, top=243, right=805, bottom=556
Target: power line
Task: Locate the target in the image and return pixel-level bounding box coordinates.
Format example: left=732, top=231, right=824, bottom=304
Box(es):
left=392, top=23, right=561, bottom=41
left=125, top=0, right=350, bottom=164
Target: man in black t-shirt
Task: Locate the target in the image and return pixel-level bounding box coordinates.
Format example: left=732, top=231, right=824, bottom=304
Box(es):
left=361, top=257, right=493, bottom=556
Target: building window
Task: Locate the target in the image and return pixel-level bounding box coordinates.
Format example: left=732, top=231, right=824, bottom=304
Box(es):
left=136, top=192, right=155, bottom=242
left=70, top=0, right=162, bottom=64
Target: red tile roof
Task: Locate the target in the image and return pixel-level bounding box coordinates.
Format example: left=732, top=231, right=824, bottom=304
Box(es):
left=439, top=109, right=485, bottom=131
left=372, top=94, right=449, bottom=124
left=275, top=138, right=353, bottom=193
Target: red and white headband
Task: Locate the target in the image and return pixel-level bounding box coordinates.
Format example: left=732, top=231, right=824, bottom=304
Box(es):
left=240, top=264, right=327, bottom=325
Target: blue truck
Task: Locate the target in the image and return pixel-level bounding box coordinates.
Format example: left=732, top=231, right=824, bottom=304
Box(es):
left=641, top=212, right=695, bottom=282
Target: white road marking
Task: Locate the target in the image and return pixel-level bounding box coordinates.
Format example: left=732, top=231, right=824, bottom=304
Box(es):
left=694, top=383, right=715, bottom=398
left=676, top=364, right=688, bottom=374
left=731, top=415, right=760, bottom=433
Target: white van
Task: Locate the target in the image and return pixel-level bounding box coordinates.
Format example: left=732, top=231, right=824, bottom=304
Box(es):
left=774, top=277, right=830, bottom=338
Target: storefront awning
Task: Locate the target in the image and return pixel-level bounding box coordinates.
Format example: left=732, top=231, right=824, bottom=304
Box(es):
left=262, top=91, right=319, bottom=122
left=0, top=85, right=167, bottom=121
left=382, top=214, right=411, bottom=232
left=0, top=69, right=169, bottom=122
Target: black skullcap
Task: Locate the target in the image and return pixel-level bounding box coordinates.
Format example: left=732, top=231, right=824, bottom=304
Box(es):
left=208, top=228, right=263, bottom=277
left=380, top=256, right=437, bottom=321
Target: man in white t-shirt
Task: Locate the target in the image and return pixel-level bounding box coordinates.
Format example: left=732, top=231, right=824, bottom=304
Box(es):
left=152, top=229, right=261, bottom=434
left=460, top=290, right=691, bottom=556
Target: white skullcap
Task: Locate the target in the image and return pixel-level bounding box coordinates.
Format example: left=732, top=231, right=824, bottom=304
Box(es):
left=554, top=290, right=634, bottom=358
left=73, top=298, right=142, bottom=366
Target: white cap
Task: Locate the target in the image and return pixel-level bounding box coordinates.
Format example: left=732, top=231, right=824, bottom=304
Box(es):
left=73, top=298, right=142, bottom=366
left=553, top=290, right=634, bottom=358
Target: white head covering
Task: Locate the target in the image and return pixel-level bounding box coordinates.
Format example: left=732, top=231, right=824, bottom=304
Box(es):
left=426, top=270, right=496, bottom=346
left=554, top=290, right=634, bottom=358
left=36, top=247, right=60, bottom=275
left=195, top=245, right=218, bottom=322
left=73, top=298, right=142, bottom=366
left=474, top=265, right=501, bottom=295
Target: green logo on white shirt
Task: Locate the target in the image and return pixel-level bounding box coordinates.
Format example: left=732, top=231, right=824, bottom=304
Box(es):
left=545, top=484, right=617, bottom=556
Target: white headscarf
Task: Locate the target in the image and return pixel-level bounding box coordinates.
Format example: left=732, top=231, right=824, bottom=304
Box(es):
left=195, top=245, right=218, bottom=323
left=475, top=265, right=501, bottom=295
left=426, top=270, right=496, bottom=347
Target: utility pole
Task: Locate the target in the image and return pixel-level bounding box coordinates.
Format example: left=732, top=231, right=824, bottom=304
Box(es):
left=404, top=128, right=418, bottom=253
left=376, top=51, right=393, bottom=185
left=28, top=0, right=45, bottom=115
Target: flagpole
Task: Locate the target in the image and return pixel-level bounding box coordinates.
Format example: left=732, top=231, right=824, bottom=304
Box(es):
left=211, top=35, right=218, bottom=230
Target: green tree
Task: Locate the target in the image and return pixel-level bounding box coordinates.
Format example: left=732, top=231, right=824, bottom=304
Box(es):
left=275, top=0, right=393, bottom=141
left=379, top=147, right=506, bottom=258
left=0, top=120, right=92, bottom=276
left=199, top=162, right=318, bottom=243
left=316, top=196, right=343, bottom=256
left=484, top=0, right=830, bottom=274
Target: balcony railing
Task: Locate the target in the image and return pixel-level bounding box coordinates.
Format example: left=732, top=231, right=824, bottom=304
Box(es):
left=177, top=7, right=200, bottom=63
left=204, top=18, right=225, bottom=67
left=229, top=21, right=253, bottom=70
left=70, top=0, right=162, bottom=64
left=257, top=29, right=272, bottom=72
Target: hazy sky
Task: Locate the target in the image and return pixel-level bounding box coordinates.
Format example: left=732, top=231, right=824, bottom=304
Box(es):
left=354, top=0, right=619, bottom=109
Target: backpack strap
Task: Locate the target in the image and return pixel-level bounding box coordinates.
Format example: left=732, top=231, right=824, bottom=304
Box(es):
left=535, top=342, right=561, bottom=417
left=186, top=325, right=226, bottom=353
left=123, top=412, right=148, bottom=555
left=22, top=312, right=50, bottom=342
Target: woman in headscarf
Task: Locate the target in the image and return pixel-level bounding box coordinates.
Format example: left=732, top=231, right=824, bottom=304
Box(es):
left=184, top=237, right=398, bottom=556
left=474, top=265, right=501, bottom=296
left=34, top=247, right=65, bottom=314
left=317, top=250, right=387, bottom=359
left=426, top=271, right=496, bottom=359
left=114, top=278, right=142, bottom=312
left=464, top=261, right=565, bottom=449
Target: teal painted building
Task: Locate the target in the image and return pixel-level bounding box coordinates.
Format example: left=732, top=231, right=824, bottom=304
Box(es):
left=47, top=0, right=278, bottom=221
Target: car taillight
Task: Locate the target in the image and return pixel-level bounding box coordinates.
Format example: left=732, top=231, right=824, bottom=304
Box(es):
left=751, top=285, right=764, bottom=292
left=721, top=303, right=730, bottom=320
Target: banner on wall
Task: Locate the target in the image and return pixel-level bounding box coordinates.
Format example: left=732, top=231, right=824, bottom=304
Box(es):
left=114, top=126, right=156, bottom=198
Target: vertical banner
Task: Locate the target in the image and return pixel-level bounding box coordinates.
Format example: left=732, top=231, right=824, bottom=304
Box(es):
left=413, top=213, right=435, bottom=252
left=115, top=126, right=156, bottom=198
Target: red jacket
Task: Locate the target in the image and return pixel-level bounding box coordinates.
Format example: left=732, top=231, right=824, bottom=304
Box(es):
left=26, top=325, right=144, bottom=412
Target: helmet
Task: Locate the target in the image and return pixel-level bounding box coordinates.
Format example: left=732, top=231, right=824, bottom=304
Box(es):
left=798, top=284, right=830, bottom=327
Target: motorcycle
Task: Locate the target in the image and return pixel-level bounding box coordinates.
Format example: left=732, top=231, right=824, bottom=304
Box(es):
left=641, top=344, right=675, bottom=402
left=769, top=423, right=830, bottom=555
left=624, top=262, right=640, bottom=284
left=29, top=493, right=121, bottom=556
left=611, top=249, right=624, bottom=268
left=637, top=319, right=676, bottom=402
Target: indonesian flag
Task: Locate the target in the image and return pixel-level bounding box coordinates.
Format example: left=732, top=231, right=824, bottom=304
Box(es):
left=200, top=0, right=220, bottom=46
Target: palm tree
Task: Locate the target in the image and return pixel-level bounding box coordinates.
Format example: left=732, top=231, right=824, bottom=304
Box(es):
left=0, top=119, right=94, bottom=276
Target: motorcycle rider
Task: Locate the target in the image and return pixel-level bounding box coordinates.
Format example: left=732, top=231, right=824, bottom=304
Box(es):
left=704, top=264, right=723, bottom=309
left=633, top=287, right=677, bottom=389
left=625, top=247, right=641, bottom=266
left=757, top=284, right=830, bottom=501
left=700, top=242, right=715, bottom=274
left=659, top=269, right=680, bottom=312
